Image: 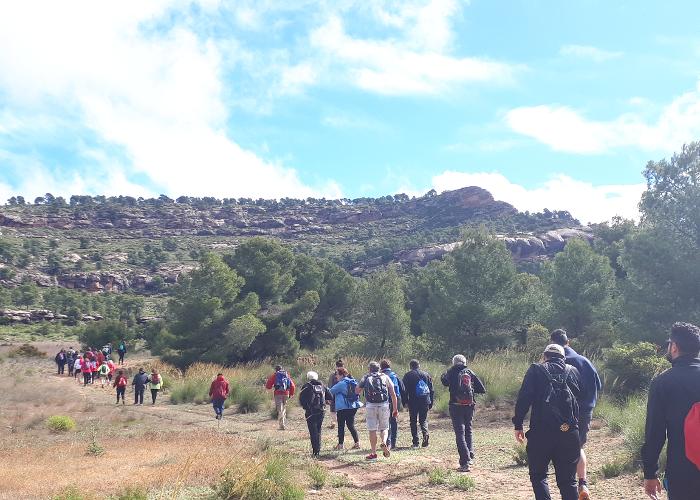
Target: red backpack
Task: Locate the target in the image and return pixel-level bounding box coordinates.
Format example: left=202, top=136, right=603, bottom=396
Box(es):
left=685, top=402, right=700, bottom=470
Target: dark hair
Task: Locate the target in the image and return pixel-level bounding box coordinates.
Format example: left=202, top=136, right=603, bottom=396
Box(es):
left=274, top=365, right=282, bottom=371
left=335, top=359, right=344, bottom=368
left=671, top=322, right=700, bottom=355
left=337, top=367, right=349, bottom=377
left=217, top=372, right=223, bottom=377
left=379, top=359, right=391, bottom=370
left=409, top=359, right=420, bottom=370
left=550, top=329, right=568, bottom=347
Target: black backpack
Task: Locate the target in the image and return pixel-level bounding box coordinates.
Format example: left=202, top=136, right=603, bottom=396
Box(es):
left=538, top=363, right=578, bottom=430
left=364, top=374, right=389, bottom=404
left=309, top=384, right=326, bottom=412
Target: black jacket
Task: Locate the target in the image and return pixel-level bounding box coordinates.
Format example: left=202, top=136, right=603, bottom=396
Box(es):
left=440, top=364, right=486, bottom=405
left=299, top=380, right=333, bottom=416
left=512, top=358, right=581, bottom=432
left=132, top=372, right=149, bottom=389
left=642, top=355, right=700, bottom=481
left=402, top=368, right=434, bottom=407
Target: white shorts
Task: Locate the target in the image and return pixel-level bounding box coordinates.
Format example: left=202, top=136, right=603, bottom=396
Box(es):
left=365, top=405, right=390, bottom=432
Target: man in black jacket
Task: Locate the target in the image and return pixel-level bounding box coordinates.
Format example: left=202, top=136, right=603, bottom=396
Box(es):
left=402, top=359, right=434, bottom=448
left=513, top=344, right=582, bottom=500
left=441, top=354, right=486, bottom=472
left=642, top=322, right=700, bottom=500
left=132, top=368, right=149, bottom=405
left=299, top=371, right=333, bottom=457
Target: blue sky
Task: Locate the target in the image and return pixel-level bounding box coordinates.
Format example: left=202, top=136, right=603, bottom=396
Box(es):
left=1, top=0, right=700, bottom=223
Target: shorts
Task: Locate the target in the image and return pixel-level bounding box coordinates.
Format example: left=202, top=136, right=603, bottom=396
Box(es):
left=579, top=410, right=593, bottom=446
left=365, top=405, right=390, bottom=432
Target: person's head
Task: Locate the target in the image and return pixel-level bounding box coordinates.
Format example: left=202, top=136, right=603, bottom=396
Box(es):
left=335, top=359, right=344, bottom=368
left=452, top=354, right=466, bottom=366
left=667, top=322, right=700, bottom=361
left=379, top=359, right=391, bottom=370
left=336, top=367, right=349, bottom=378
left=307, top=371, right=318, bottom=381
left=409, top=359, right=420, bottom=370
left=216, top=372, right=223, bottom=378
left=543, top=344, right=565, bottom=360
left=550, top=329, right=569, bottom=347
left=368, top=361, right=380, bottom=373
left=139, top=367, right=145, bottom=373
left=151, top=369, right=157, bottom=374
left=117, top=370, right=123, bottom=376
left=274, top=365, right=282, bottom=372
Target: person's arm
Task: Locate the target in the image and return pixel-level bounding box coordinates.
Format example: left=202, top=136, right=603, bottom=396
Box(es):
left=356, top=375, right=366, bottom=395
left=325, top=387, right=333, bottom=403
left=427, top=373, right=435, bottom=406
left=265, top=374, right=274, bottom=390
left=471, top=371, right=486, bottom=394
left=512, top=365, right=537, bottom=432
left=330, top=381, right=341, bottom=395
left=641, top=378, right=667, bottom=481
left=298, top=384, right=309, bottom=409
left=567, top=366, right=582, bottom=401
left=387, top=378, right=398, bottom=417
left=398, top=377, right=407, bottom=408
left=288, top=378, right=296, bottom=397
left=440, top=371, right=449, bottom=387
left=401, top=374, right=411, bottom=405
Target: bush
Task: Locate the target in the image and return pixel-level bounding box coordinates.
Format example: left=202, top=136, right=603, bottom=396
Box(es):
left=216, top=455, right=304, bottom=500
left=79, top=320, right=133, bottom=351
left=595, top=394, right=648, bottom=469
left=10, top=343, right=46, bottom=358
left=512, top=443, right=528, bottom=466
left=112, top=488, right=147, bottom=500
left=46, top=415, right=76, bottom=432
left=450, top=475, right=475, bottom=491
left=604, top=343, right=668, bottom=395
left=169, top=378, right=209, bottom=405
left=524, top=323, right=550, bottom=361
left=601, top=459, right=626, bottom=478
left=427, top=467, right=449, bottom=485
left=308, top=463, right=328, bottom=489
left=235, top=386, right=262, bottom=414
left=470, top=351, right=529, bottom=404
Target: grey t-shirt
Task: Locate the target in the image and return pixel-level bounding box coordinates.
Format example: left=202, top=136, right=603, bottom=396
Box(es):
left=358, top=372, right=394, bottom=408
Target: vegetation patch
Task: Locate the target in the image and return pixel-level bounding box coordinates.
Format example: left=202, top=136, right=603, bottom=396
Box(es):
left=46, top=415, right=76, bottom=432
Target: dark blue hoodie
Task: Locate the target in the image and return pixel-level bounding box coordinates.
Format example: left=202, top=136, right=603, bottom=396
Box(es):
left=563, top=346, right=601, bottom=412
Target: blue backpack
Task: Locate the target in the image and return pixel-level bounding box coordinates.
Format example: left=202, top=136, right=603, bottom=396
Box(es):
left=416, top=378, right=430, bottom=398
left=274, top=371, right=290, bottom=391
left=344, top=377, right=359, bottom=404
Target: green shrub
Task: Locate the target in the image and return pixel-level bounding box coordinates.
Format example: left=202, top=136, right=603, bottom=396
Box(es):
left=53, top=487, right=85, bottom=500
left=169, top=378, right=209, bottom=404
left=308, top=463, right=328, bottom=489
left=235, top=386, right=262, bottom=414
left=112, top=487, right=148, bottom=500
left=330, top=474, right=352, bottom=488
left=601, top=459, right=626, bottom=478
left=11, top=343, right=46, bottom=358
left=524, top=323, right=550, bottom=361
left=450, top=475, right=475, bottom=491
left=512, top=443, right=528, bottom=466
left=471, top=351, right=529, bottom=404
left=46, top=415, right=76, bottom=432
left=427, top=467, right=449, bottom=485
left=604, top=343, right=668, bottom=395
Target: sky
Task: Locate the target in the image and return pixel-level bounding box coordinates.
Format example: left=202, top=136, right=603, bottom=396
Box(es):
left=1, top=0, right=700, bottom=224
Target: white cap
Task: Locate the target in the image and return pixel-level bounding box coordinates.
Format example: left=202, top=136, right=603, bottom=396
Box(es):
left=452, top=354, right=467, bottom=365
left=543, top=344, right=565, bottom=358
left=307, top=371, right=318, bottom=381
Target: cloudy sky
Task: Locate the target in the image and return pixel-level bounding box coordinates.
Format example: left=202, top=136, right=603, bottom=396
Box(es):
left=1, top=0, right=699, bottom=223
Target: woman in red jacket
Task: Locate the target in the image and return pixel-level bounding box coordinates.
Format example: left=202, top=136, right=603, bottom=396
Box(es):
left=209, top=373, right=230, bottom=420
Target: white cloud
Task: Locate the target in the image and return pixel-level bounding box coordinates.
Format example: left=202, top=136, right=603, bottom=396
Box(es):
left=0, top=1, right=338, bottom=200
left=559, top=44, right=623, bottom=62
left=431, top=171, right=644, bottom=224
left=505, top=81, right=700, bottom=153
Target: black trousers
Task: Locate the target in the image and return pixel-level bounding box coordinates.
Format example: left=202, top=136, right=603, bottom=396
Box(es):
left=526, top=429, right=580, bottom=500
left=449, top=404, right=475, bottom=466
left=118, top=351, right=125, bottom=364
left=134, top=387, right=144, bottom=404
left=667, top=467, right=700, bottom=500
left=116, top=387, right=125, bottom=402
left=337, top=408, right=359, bottom=445
left=57, top=363, right=65, bottom=375
left=151, top=389, right=159, bottom=404
left=306, top=411, right=324, bottom=455
left=409, top=401, right=430, bottom=445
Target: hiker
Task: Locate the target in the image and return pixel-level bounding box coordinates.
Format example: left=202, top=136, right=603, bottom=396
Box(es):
left=380, top=359, right=406, bottom=450
left=102, top=344, right=111, bottom=360
left=132, top=368, right=148, bottom=405
left=96, top=349, right=105, bottom=367
left=107, top=358, right=116, bottom=382
left=73, top=355, right=82, bottom=382
left=67, top=351, right=75, bottom=377
left=82, top=356, right=92, bottom=386
left=551, top=329, right=601, bottom=499
left=403, top=358, right=434, bottom=449
left=265, top=365, right=296, bottom=430
left=513, top=344, right=582, bottom=500
left=55, top=349, right=66, bottom=375
left=209, top=373, right=230, bottom=420
left=89, top=358, right=98, bottom=384
left=327, top=359, right=345, bottom=429
left=357, top=361, right=399, bottom=461
left=97, top=361, right=110, bottom=387
left=329, top=367, right=362, bottom=450
left=441, top=354, right=486, bottom=472
left=642, top=322, right=700, bottom=500
left=148, top=369, right=162, bottom=404
left=299, top=371, right=333, bottom=457
left=114, top=370, right=128, bottom=405
left=117, top=340, right=126, bottom=365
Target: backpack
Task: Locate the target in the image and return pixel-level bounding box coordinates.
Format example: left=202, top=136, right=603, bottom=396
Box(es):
left=117, top=376, right=127, bottom=388
left=345, top=378, right=359, bottom=404
left=416, top=378, right=430, bottom=398
left=538, top=363, right=578, bottom=430
left=364, top=374, right=389, bottom=404
left=151, top=373, right=161, bottom=384
left=274, top=371, right=290, bottom=391
left=455, top=368, right=474, bottom=405
left=309, top=384, right=326, bottom=412
left=99, top=364, right=109, bottom=375
left=118, top=343, right=126, bottom=352
left=684, top=402, right=700, bottom=470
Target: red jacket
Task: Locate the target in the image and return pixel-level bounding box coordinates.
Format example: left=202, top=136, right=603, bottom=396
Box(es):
left=265, top=372, right=296, bottom=397
left=209, top=376, right=230, bottom=400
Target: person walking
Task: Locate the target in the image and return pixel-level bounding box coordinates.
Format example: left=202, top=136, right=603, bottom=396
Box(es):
left=550, top=329, right=602, bottom=500
left=329, top=367, right=362, bottom=450
left=402, top=359, right=434, bottom=449
left=299, top=371, right=333, bottom=457
left=132, top=368, right=148, bottom=405
left=148, top=369, right=162, bottom=404
left=89, top=358, right=98, bottom=384
left=265, top=365, right=296, bottom=430
left=441, top=354, right=486, bottom=472
left=117, top=340, right=127, bottom=365
left=66, top=351, right=75, bottom=377
left=73, top=355, right=82, bottom=382
left=209, top=373, right=230, bottom=420
left=642, top=322, right=700, bottom=500
left=97, top=361, right=110, bottom=388
left=357, top=361, right=398, bottom=461
left=113, top=370, right=128, bottom=405
left=380, top=359, right=406, bottom=450
left=55, top=349, right=67, bottom=375
left=327, top=359, right=345, bottom=429
left=513, top=344, right=582, bottom=500
left=82, top=356, right=92, bottom=386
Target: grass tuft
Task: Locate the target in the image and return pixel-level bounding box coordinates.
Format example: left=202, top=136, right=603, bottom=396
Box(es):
left=450, top=474, right=475, bottom=491
left=46, top=415, right=76, bottom=432
left=308, top=463, right=328, bottom=489
left=511, top=443, right=528, bottom=466
left=427, top=467, right=449, bottom=485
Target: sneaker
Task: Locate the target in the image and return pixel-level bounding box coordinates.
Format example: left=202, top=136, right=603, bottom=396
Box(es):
left=351, top=443, right=361, bottom=450
left=411, top=443, right=420, bottom=449
left=422, top=435, right=429, bottom=448
left=365, top=453, right=378, bottom=461
left=458, top=464, right=471, bottom=473
left=578, top=484, right=591, bottom=500
left=334, top=443, right=344, bottom=451
left=380, top=442, right=390, bottom=458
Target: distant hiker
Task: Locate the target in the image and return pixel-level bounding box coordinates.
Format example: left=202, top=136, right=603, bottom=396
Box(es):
left=513, top=344, right=582, bottom=500
left=209, top=373, right=230, bottom=420
left=82, top=356, right=91, bottom=386
left=265, top=365, right=296, bottom=430
left=132, top=368, right=148, bottom=405
left=403, top=358, right=434, bottom=449
left=642, top=322, right=700, bottom=500
left=101, top=344, right=111, bottom=359
left=299, top=371, right=333, bottom=457
left=89, top=358, right=98, bottom=384
left=148, top=369, right=162, bottom=404
left=551, top=329, right=602, bottom=500
left=73, top=355, right=82, bottom=382
left=114, top=370, right=128, bottom=405
left=357, top=361, right=398, bottom=461
left=97, top=361, right=110, bottom=387
left=67, top=346, right=76, bottom=358
left=96, top=349, right=105, bottom=367
left=117, top=340, right=127, bottom=365
left=327, top=359, right=345, bottom=429
left=107, top=358, right=116, bottom=382
left=441, top=354, right=486, bottom=472
left=55, top=349, right=66, bottom=375
left=67, top=351, right=75, bottom=377
left=380, top=359, right=406, bottom=450
left=329, top=367, right=362, bottom=450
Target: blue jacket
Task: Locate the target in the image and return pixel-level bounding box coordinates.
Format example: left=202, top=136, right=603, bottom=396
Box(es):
left=330, top=377, right=363, bottom=411
left=564, top=346, right=602, bottom=412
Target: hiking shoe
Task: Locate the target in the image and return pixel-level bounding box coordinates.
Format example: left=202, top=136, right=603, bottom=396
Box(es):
left=334, top=443, right=344, bottom=451
left=380, top=442, right=390, bottom=458
left=421, top=435, right=429, bottom=448
left=351, top=443, right=361, bottom=450
left=411, top=443, right=420, bottom=449
left=458, top=464, right=471, bottom=473
left=365, top=453, right=378, bottom=461
left=578, top=484, right=591, bottom=500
